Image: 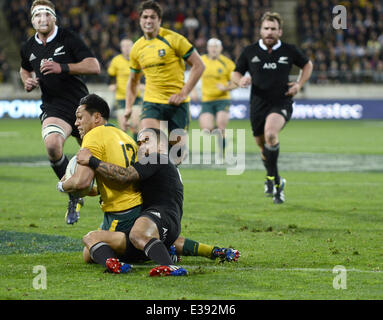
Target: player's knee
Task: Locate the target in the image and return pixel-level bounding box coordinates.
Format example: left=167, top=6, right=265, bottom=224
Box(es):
left=128, top=229, right=142, bottom=250
left=129, top=229, right=151, bottom=251
left=82, top=230, right=98, bottom=248
left=82, top=246, right=93, bottom=264
left=44, top=136, right=64, bottom=161
left=264, top=131, right=278, bottom=146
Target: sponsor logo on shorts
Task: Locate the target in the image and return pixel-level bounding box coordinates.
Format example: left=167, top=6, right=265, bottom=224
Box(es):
left=149, top=211, right=161, bottom=219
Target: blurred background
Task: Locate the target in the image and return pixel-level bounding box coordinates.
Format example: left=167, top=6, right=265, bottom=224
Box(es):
left=1, top=0, right=383, bottom=120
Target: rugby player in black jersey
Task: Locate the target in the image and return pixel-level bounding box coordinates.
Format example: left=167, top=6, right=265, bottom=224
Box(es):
left=19, top=0, right=100, bottom=222
left=232, top=12, right=313, bottom=204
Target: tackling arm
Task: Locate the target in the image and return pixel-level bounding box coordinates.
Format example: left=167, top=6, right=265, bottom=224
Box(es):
left=76, top=148, right=140, bottom=185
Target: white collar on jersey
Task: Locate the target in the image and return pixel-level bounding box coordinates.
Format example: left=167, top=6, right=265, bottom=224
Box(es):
left=34, top=25, right=58, bottom=44
left=258, top=39, right=281, bottom=51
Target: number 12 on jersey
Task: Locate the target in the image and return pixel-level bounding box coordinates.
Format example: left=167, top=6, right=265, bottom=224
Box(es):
left=121, top=143, right=136, bottom=167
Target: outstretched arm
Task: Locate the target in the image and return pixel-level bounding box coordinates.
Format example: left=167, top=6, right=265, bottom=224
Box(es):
left=76, top=148, right=140, bottom=184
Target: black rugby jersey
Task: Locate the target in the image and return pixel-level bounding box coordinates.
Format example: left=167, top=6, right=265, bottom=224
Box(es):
left=235, top=39, right=309, bottom=102
left=20, top=26, right=95, bottom=110
left=133, top=153, right=183, bottom=220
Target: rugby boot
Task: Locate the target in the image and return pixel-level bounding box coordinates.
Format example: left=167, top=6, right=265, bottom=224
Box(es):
left=211, top=247, right=240, bottom=263
left=149, top=265, right=188, bottom=277
left=105, top=258, right=132, bottom=274
left=273, top=178, right=286, bottom=204
left=65, top=197, right=84, bottom=224
left=264, top=177, right=275, bottom=197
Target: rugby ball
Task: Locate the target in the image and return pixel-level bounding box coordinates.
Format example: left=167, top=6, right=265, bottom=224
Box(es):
left=65, top=155, right=94, bottom=197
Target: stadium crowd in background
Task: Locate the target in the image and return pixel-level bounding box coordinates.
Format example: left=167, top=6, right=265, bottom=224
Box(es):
left=3, top=0, right=383, bottom=84
left=0, top=48, right=11, bottom=83
left=297, top=0, right=383, bottom=83
left=3, top=0, right=272, bottom=82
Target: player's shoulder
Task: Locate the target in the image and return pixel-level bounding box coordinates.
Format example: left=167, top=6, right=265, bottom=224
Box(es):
left=21, top=36, right=36, bottom=51
left=219, top=54, right=235, bottom=64
left=111, top=53, right=124, bottom=63
left=58, top=27, right=86, bottom=44
left=131, top=36, right=146, bottom=51
left=241, top=42, right=260, bottom=56
left=57, top=27, right=76, bottom=38
left=159, top=27, right=188, bottom=45
left=280, top=41, right=300, bottom=52
left=159, top=27, right=181, bottom=38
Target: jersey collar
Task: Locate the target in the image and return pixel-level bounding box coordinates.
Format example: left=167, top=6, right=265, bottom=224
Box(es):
left=258, top=39, right=281, bottom=51
left=34, top=25, right=58, bottom=44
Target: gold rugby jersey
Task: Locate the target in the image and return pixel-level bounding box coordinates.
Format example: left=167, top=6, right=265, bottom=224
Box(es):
left=82, top=124, right=142, bottom=212
left=129, top=27, right=194, bottom=104
left=200, top=54, right=235, bottom=102
left=108, top=54, right=142, bottom=100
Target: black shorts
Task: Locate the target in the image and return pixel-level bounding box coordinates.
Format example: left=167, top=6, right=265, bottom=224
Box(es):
left=39, top=103, right=80, bottom=139
left=141, top=207, right=181, bottom=248
left=117, top=207, right=181, bottom=263
left=250, top=97, right=293, bottom=137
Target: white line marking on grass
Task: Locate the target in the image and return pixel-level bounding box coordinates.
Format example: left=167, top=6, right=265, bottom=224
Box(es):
left=0, top=131, right=19, bottom=137
left=0, top=161, right=50, bottom=167
left=130, top=264, right=382, bottom=274
left=1, top=152, right=383, bottom=172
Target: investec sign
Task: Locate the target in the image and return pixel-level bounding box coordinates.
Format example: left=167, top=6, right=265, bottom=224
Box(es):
left=0, top=99, right=382, bottom=120
left=292, top=102, right=363, bottom=120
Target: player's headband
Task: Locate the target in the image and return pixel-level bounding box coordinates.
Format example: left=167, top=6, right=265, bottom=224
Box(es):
left=31, top=5, right=56, bottom=19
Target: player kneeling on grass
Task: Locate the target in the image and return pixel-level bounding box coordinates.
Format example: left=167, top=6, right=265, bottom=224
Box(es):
left=76, top=127, right=240, bottom=276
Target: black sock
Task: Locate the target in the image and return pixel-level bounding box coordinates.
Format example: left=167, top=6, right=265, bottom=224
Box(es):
left=261, top=152, right=268, bottom=172
left=50, top=154, right=69, bottom=180
left=263, top=143, right=280, bottom=185
left=89, top=242, right=117, bottom=267
left=144, top=238, right=174, bottom=266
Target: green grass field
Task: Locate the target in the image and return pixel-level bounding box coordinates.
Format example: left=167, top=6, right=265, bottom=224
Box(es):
left=0, top=118, right=382, bottom=300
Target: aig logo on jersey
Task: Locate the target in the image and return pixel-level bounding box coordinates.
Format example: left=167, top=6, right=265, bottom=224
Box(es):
left=263, top=62, right=277, bottom=69
left=158, top=49, right=166, bottom=57
left=40, top=58, right=53, bottom=67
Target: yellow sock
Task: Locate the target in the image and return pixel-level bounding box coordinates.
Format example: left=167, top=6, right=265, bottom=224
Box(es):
left=197, top=243, right=215, bottom=258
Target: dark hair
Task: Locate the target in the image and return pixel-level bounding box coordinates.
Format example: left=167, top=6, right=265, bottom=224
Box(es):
left=79, top=94, right=110, bottom=120
left=261, top=11, right=283, bottom=29
left=138, top=0, right=163, bottom=19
